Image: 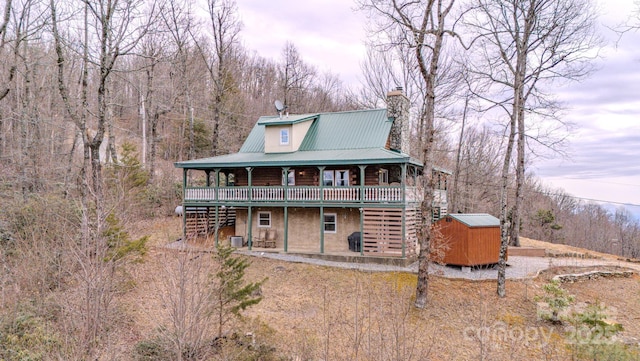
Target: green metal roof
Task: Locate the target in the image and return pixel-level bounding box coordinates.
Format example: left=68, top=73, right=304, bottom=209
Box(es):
left=448, top=213, right=500, bottom=227
left=176, top=108, right=423, bottom=169
left=239, top=123, right=265, bottom=153
left=175, top=148, right=420, bottom=169
left=299, top=109, right=391, bottom=150
left=240, top=108, right=391, bottom=153
left=256, top=113, right=318, bottom=126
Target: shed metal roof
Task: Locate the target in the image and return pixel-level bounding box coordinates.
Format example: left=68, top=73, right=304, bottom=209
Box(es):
left=448, top=213, right=500, bottom=227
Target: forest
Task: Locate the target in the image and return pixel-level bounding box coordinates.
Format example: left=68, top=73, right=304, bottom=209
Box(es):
left=0, top=0, right=639, bottom=359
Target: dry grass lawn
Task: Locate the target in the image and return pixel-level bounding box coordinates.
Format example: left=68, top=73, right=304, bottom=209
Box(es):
left=122, top=217, right=640, bottom=360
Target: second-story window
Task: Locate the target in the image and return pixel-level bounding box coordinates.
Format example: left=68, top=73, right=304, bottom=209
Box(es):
left=323, top=170, right=349, bottom=186
left=323, top=170, right=334, bottom=186
left=336, top=170, right=349, bottom=186
left=282, top=170, right=295, bottom=186
left=378, top=169, right=389, bottom=185
left=280, top=128, right=289, bottom=145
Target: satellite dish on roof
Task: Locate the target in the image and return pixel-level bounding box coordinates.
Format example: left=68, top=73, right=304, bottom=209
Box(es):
left=275, top=100, right=288, bottom=119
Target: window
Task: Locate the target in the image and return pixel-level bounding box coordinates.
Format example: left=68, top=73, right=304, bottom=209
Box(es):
left=280, top=128, right=289, bottom=145
left=226, top=173, right=235, bottom=186
left=282, top=170, right=295, bottom=186
left=323, top=170, right=349, bottom=186
left=324, top=213, right=337, bottom=233
left=378, top=169, right=389, bottom=185
left=258, top=212, right=271, bottom=227
left=336, top=170, right=349, bottom=186
left=323, top=170, right=334, bottom=186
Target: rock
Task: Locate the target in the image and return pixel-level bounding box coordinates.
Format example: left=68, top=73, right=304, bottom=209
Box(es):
left=553, top=270, right=634, bottom=283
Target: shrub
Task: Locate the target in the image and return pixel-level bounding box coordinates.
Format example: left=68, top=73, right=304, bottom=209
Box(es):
left=536, top=280, right=574, bottom=323
left=566, top=301, right=629, bottom=360
left=0, top=307, right=61, bottom=360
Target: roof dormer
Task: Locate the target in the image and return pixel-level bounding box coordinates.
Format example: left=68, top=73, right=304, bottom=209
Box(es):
left=259, top=114, right=317, bottom=153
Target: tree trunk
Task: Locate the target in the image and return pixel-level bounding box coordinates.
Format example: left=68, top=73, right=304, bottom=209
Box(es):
left=510, top=99, right=525, bottom=247
left=497, top=88, right=520, bottom=298
left=451, top=97, right=469, bottom=213
left=415, top=22, right=444, bottom=308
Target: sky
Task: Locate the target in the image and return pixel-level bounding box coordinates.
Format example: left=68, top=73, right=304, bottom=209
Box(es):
left=233, top=0, right=640, bottom=218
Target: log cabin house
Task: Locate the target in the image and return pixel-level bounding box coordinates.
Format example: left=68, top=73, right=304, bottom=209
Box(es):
left=174, top=89, right=450, bottom=259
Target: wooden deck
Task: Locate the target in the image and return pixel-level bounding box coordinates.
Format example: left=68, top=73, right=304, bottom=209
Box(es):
left=184, top=185, right=446, bottom=205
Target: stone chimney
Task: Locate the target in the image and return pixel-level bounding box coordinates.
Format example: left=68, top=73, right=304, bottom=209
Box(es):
left=386, top=87, right=410, bottom=155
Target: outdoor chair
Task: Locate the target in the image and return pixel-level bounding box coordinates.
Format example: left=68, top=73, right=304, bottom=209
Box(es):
left=264, top=229, right=277, bottom=248
left=253, top=228, right=266, bottom=248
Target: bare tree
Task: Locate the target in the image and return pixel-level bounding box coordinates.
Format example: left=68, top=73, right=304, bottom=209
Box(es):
left=50, top=0, right=156, bottom=354
left=464, top=0, right=600, bottom=296
left=0, top=0, right=14, bottom=103
left=157, top=250, right=217, bottom=360
left=138, top=31, right=175, bottom=182
left=279, top=41, right=317, bottom=113
left=450, top=125, right=503, bottom=213
left=161, top=0, right=199, bottom=160
left=200, top=0, right=241, bottom=157
left=359, top=0, right=459, bottom=309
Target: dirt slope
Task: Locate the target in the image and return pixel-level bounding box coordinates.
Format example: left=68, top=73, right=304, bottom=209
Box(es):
left=123, top=217, right=640, bottom=360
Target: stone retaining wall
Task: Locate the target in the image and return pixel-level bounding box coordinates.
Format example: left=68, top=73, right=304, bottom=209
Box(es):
left=553, top=270, right=634, bottom=283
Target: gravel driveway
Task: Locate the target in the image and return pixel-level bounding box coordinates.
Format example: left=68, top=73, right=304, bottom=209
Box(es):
left=236, top=250, right=639, bottom=280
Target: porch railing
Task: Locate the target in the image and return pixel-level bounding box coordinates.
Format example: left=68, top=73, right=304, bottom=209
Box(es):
left=184, top=185, right=421, bottom=204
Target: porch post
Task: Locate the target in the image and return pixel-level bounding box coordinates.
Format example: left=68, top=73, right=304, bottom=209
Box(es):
left=318, top=166, right=326, bottom=254
left=359, top=165, right=366, bottom=203
left=247, top=167, right=254, bottom=250
left=182, top=168, right=187, bottom=241
left=320, top=206, right=325, bottom=253
left=284, top=207, right=288, bottom=252
left=213, top=169, right=221, bottom=247
left=214, top=205, right=220, bottom=248
left=248, top=206, right=253, bottom=250
left=282, top=167, right=290, bottom=197
left=402, top=163, right=407, bottom=258
left=214, top=168, right=220, bottom=188
left=359, top=207, right=364, bottom=256
left=282, top=167, right=290, bottom=252
left=246, top=167, right=253, bottom=202
left=318, top=166, right=325, bottom=202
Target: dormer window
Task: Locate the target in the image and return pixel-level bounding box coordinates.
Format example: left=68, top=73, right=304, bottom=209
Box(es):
left=280, top=128, right=289, bottom=145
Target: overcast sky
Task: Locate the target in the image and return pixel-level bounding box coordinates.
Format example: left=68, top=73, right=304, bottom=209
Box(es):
left=233, top=0, right=640, bottom=217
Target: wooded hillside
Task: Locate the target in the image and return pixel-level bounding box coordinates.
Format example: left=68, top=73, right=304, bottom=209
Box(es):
left=0, top=0, right=639, bottom=359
